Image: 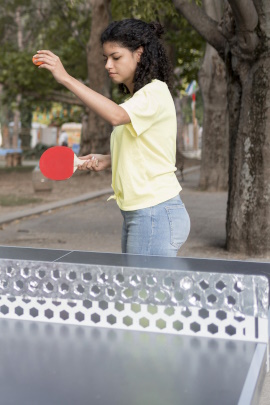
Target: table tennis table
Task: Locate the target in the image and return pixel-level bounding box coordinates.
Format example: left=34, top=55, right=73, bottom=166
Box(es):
left=0, top=245, right=269, bottom=405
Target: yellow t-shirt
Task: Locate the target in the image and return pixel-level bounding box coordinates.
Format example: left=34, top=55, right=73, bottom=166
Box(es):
left=109, top=79, right=181, bottom=211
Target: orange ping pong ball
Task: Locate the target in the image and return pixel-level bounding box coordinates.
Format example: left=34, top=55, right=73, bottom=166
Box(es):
left=32, top=56, right=43, bottom=66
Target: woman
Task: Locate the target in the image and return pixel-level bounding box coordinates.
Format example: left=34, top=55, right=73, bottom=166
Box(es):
left=33, top=18, right=190, bottom=256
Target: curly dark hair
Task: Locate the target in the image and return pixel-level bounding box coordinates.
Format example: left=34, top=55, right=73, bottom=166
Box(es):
left=101, top=19, right=173, bottom=94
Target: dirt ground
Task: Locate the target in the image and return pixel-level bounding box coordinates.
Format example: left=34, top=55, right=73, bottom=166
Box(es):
left=0, top=166, right=112, bottom=215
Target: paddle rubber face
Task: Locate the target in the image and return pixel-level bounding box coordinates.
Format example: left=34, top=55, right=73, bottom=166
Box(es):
left=39, top=146, right=75, bottom=181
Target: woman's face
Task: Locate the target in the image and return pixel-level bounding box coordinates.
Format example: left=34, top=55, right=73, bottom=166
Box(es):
left=103, top=42, right=143, bottom=92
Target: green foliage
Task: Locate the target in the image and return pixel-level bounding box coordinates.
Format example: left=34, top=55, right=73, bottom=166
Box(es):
left=1, top=0, right=206, bottom=130
left=39, top=1, right=90, bottom=80
left=0, top=0, right=91, bottom=117
left=111, top=0, right=206, bottom=89
left=0, top=49, right=60, bottom=103
left=22, top=142, right=51, bottom=159
left=112, top=0, right=178, bottom=21
left=182, top=90, right=203, bottom=126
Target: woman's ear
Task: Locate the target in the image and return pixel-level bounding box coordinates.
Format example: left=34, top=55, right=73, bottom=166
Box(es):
left=136, top=46, right=144, bottom=62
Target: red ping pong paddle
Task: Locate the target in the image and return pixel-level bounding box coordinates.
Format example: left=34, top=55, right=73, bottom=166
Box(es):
left=39, top=146, right=98, bottom=181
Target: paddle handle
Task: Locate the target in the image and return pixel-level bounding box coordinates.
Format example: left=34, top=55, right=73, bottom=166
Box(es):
left=73, top=154, right=99, bottom=171
left=74, top=155, right=86, bottom=168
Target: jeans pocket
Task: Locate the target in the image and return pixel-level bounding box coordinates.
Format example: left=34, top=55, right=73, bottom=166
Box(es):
left=165, top=205, right=190, bottom=249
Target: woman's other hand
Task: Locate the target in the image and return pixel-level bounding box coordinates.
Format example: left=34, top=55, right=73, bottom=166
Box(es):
left=32, top=50, right=69, bottom=84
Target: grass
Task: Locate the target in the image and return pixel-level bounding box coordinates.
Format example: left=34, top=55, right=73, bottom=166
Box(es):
left=0, top=195, right=43, bottom=207
left=0, top=166, right=36, bottom=173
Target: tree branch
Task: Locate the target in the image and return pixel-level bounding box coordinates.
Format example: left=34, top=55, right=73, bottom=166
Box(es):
left=227, top=0, right=258, bottom=31
left=54, top=0, right=86, bottom=50
left=172, top=0, right=227, bottom=56
left=50, top=91, right=85, bottom=106
left=225, top=0, right=259, bottom=54
left=203, top=0, right=222, bottom=21
left=25, top=90, right=85, bottom=107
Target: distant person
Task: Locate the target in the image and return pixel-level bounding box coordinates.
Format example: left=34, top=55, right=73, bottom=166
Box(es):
left=33, top=18, right=190, bottom=257
left=58, top=130, right=68, bottom=147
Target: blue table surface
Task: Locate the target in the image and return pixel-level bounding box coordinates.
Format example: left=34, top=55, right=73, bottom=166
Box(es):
left=0, top=318, right=259, bottom=405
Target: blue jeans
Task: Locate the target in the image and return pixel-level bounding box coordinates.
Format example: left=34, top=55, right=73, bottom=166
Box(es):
left=121, top=194, right=190, bottom=257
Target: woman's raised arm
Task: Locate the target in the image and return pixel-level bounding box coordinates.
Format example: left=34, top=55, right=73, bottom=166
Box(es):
left=33, top=50, right=130, bottom=127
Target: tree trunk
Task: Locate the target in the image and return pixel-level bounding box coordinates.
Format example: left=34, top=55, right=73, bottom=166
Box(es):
left=0, top=85, right=10, bottom=148
left=173, top=89, right=185, bottom=174
left=173, top=0, right=270, bottom=256
left=80, top=0, right=112, bottom=156
left=13, top=94, right=21, bottom=149
left=13, top=7, right=23, bottom=149
left=199, top=43, right=229, bottom=190
left=20, top=101, right=32, bottom=150
left=173, top=65, right=185, bottom=173
left=225, top=0, right=270, bottom=255
left=226, top=52, right=270, bottom=254
left=198, top=0, right=229, bottom=191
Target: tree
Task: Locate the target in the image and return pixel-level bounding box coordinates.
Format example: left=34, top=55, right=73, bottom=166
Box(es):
left=0, top=0, right=113, bottom=154
left=111, top=0, right=205, bottom=89
left=0, top=1, right=47, bottom=148
left=0, top=0, right=91, bottom=148
left=80, top=0, right=112, bottom=155
left=173, top=0, right=270, bottom=256
left=198, top=0, right=229, bottom=191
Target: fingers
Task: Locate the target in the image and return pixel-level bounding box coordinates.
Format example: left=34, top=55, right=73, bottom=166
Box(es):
left=84, top=155, right=99, bottom=168
left=37, top=50, right=57, bottom=57
left=77, top=160, right=91, bottom=171
left=77, top=156, right=99, bottom=171
left=33, top=55, right=58, bottom=67
left=32, top=51, right=68, bottom=84
left=93, top=156, right=99, bottom=167
left=88, top=156, right=99, bottom=169
left=33, top=51, right=57, bottom=61
left=32, top=50, right=61, bottom=71
left=78, top=154, right=93, bottom=160
left=77, top=161, right=90, bottom=171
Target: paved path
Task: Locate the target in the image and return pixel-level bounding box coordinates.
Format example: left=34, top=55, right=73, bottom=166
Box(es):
left=0, top=188, right=112, bottom=226
left=0, top=168, right=265, bottom=261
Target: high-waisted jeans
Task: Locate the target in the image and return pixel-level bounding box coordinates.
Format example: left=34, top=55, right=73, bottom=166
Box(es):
left=120, top=194, right=190, bottom=257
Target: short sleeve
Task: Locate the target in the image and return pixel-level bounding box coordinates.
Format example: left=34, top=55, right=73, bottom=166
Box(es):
left=120, top=84, right=160, bottom=137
